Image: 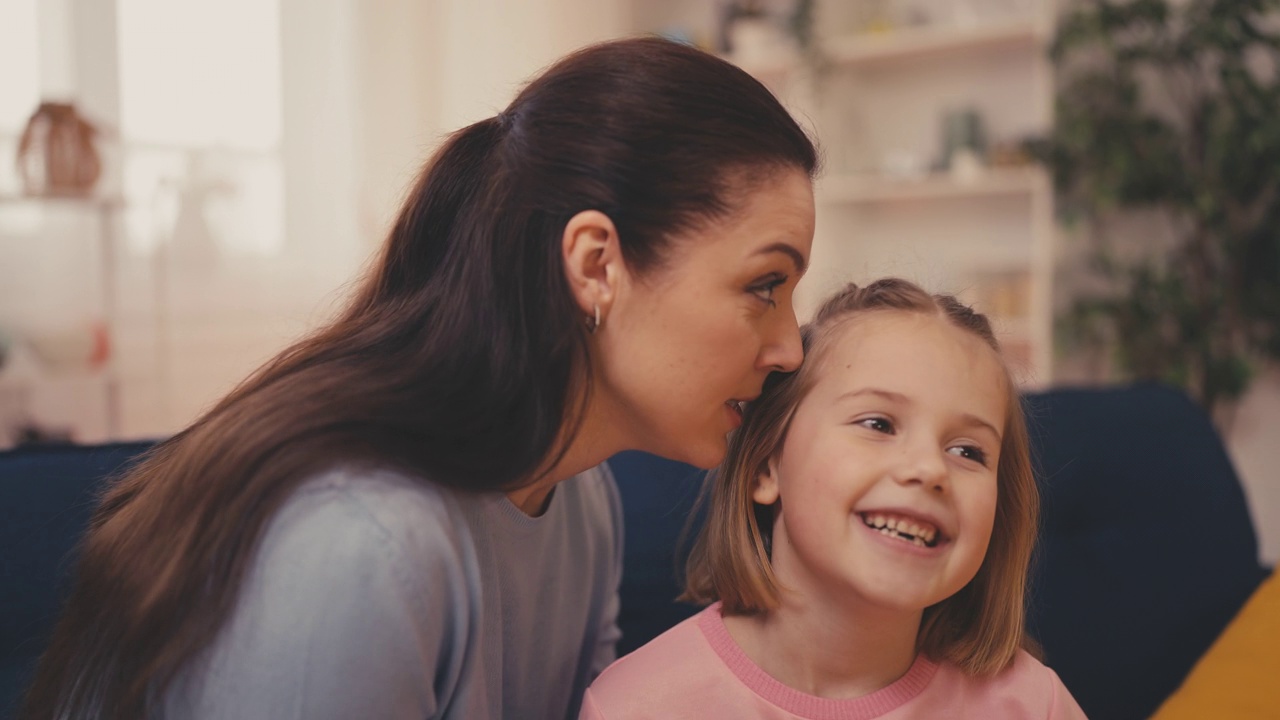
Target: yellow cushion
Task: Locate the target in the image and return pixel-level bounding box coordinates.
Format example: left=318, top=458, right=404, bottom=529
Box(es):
left=1151, top=571, right=1280, bottom=719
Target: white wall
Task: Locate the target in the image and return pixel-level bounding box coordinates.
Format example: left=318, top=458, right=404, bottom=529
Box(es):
left=1227, top=373, right=1280, bottom=565
left=352, top=0, right=629, bottom=239
left=350, top=0, right=442, bottom=247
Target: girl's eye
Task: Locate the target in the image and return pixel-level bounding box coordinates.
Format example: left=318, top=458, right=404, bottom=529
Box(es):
left=749, top=274, right=787, bottom=307
left=948, top=445, right=989, bottom=466
left=856, top=417, right=894, bottom=434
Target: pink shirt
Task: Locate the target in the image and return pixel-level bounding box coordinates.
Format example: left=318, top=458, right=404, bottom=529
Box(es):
left=582, top=604, right=1087, bottom=720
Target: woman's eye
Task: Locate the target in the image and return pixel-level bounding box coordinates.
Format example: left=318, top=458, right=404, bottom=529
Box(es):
left=856, top=417, right=894, bottom=434
left=948, top=445, right=989, bottom=466
left=749, top=274, right=787, bottom=307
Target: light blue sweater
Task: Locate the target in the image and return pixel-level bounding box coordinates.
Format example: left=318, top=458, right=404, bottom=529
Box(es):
left=162, top=462, right=623, bottom=719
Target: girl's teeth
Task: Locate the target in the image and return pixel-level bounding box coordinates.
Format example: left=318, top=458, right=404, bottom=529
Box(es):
left=861, top=512, right=941, bottom=546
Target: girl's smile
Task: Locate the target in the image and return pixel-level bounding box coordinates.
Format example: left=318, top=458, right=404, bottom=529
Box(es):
left=856, top=509, right=946, bottom=550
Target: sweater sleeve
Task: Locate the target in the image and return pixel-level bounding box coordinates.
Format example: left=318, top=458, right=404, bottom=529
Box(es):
left=164, top=471, right=480, bottom=720
left=590, top=464, right=625, bottom=679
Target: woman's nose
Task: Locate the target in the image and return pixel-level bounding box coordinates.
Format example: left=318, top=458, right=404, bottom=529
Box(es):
left=759, top=306, right=803, bottom=373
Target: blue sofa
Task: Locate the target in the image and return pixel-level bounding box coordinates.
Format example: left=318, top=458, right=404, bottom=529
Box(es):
left=1, top=383, right=1270, bottom=719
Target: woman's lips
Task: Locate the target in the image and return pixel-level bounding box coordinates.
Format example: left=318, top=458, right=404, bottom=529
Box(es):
left=724, top=399, right=745, bottom=427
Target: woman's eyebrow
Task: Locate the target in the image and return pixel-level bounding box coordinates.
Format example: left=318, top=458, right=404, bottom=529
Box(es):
left=753, top=242, right=807, bottom=273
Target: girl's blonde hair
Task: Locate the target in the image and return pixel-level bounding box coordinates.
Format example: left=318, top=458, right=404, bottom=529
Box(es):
left=682, top=277, right=1040, bottom=676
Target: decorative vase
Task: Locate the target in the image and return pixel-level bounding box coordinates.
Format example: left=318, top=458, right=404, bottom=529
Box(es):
left=15, top=101, right=102, bottom=198
left=941, top=108, right=987, bottom=181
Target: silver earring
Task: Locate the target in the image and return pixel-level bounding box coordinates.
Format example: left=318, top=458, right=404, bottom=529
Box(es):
left=587, top=303, right=601, bottom=333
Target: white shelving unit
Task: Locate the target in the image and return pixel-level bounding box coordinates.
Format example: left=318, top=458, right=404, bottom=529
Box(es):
left=817, top=165, right=1046, bottom=204
left=643, top=1, right=1058, bottom=387
left=824, top=17, right=1048, bottom=66
left=0, top=194, right=125, bottom=444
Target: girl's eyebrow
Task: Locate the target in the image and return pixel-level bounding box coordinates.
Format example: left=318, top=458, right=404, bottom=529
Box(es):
left=959, top=414, right=1003, bottom=443
left=835, top=387, right=908, bottom=405
left=836, top=387, right=1003, bottom=441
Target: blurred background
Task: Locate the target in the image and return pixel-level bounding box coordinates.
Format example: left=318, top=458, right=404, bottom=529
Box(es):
left=0, top=0, right=1276, bottom=562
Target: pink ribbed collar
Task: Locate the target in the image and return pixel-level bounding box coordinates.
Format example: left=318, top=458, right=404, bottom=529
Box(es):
left=697, top=603, right=938, bottom=720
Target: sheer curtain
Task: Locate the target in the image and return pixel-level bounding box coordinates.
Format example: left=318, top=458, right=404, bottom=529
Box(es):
left=0, top=0, right=364, bottom=443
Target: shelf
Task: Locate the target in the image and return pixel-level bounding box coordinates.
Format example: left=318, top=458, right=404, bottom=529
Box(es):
left=722, top=49, right=797, bottom=79
left=0, top=368, right=110, bottom=386
left=724, top=19, right=1048, bottom=78
left=727, top=18, right=1044, bottom=86
left=989, top=316, right=1034, bottom=337
left=818, top=166, right=1047, bottom=204
left=0, top=193, right=124, bottom=209
left=826, top=18, right=1048, bottom=66
left=692, top=2, right=1056, bottom=384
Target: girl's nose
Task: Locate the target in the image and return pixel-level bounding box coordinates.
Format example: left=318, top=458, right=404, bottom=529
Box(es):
left=892, top=443, right=949, bottom=493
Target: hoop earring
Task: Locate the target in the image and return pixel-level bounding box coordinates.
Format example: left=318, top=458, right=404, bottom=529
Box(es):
left=587, top=303, right=601, bottom=333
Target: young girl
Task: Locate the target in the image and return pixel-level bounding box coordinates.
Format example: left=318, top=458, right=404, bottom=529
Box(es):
left=582, top=278, right=1086, bottom=719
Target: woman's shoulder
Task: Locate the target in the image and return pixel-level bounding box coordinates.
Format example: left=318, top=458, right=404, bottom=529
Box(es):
left=292, top=462, right=461, bottom=519
left=558, top=462, right=624, bottom=527
left=285, top=463, right=467, bottom=541
left=227, top=463, right=485, bottom=650
left=166, top=465, right=479, bottom=716
left=263, top=464, right=481, bottom=590
left=557, top=462, right=621, bottom=508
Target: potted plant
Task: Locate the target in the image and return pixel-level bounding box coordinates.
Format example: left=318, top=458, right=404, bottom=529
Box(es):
left=1036, top=0, right=1280, bottom=418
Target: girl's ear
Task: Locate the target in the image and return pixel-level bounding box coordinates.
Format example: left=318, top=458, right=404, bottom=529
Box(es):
left=561, top=209, right=623, bottom=319
left=752, top=457, right=781, bottom=505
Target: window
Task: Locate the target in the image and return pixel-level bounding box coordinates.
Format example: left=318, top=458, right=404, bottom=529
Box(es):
left=0, top=0, right=41, bottom=196
left=117, top=0, right=285, bottom=257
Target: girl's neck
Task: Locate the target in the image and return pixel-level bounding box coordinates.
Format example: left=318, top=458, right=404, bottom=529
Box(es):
left=724, top=593, right=922, bottom=700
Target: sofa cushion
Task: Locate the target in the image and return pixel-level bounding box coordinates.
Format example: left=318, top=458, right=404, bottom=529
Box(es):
left=1024, top=383, right=1269, bottom=720
left=0, top=441, right=154, bottom=717
left=608, top=450, right=707, bottom=656
left=1150, top=569, right=1280, bottom=719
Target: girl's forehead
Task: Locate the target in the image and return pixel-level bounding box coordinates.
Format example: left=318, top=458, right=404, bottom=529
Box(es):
left=822, top=311, right=983, bottom=362
left=807, top=312, right=1009, bottom=419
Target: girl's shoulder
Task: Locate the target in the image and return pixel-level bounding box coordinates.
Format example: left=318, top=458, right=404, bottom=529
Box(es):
left=585, top=606, right=723, bottom=707
left=927, top=650, right=1087, bottom=719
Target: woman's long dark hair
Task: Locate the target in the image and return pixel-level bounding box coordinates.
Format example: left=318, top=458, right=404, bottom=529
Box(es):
left=20, top=37, right=817, bottom=719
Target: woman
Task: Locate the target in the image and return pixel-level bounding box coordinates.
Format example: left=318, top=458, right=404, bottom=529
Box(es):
left=21, top=37, right=818, bottom=720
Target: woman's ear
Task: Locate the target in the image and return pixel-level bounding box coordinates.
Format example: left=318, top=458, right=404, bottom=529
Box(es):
left=752, top=457, right=781, bottom=505
left=561, top=210, right=622, bottom=319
